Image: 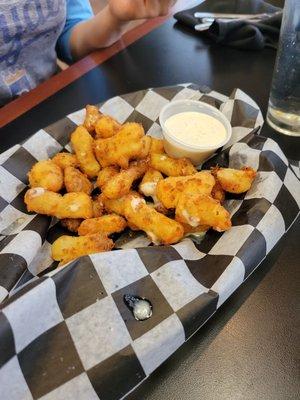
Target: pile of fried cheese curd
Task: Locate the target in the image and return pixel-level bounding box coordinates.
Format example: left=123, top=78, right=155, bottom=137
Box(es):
left=24, top=105, right=256, bottom=265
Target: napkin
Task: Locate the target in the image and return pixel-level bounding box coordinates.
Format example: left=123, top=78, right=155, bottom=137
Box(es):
left=174, top=0, right=282, bottom=50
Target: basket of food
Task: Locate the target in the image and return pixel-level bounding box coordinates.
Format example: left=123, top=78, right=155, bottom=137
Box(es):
left=0, top=84, right=298, bottom=400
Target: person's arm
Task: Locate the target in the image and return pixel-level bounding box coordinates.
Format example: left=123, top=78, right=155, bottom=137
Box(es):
left=70, top=0, right=176, bottom=61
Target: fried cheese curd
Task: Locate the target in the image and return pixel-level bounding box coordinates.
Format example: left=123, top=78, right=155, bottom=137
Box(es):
left=95, top=115, right=122, bottom=139
left=56, top=193, right=93, bottom=219
left=60, top=218, right=82, bottom=233
left=211, top=178, right=225, bottom=203
left=150, top=137, right=165, bottom=154
left=25, top=187, right=60, bottom=215
left=100, top=191, right=141, bottom=215
left=24, top=104, right=257, bottom=264
left=64, top=166, right=93, bottom=195
left=156, top=171, right=215, bottom=209
left=138, top=168, right=168, bottom=214
left=71, top=126, right=100, bottom=178
left=52, top=152, right=79, bottom=170
left=92, top=195, right=104, bottom=218
left=150, top=153, right=197, bottom=176
left=139, top=168, right=164, bottom=201
left=181, top=223, right=209, bottom=235
left=212, top=166, right=256, bottom=194
left=94, top=123, right=151, bottom=169
left=83, top=104, right=102, bottom=133
left=28, top=160, right=63, bottom=192
left=25, top=189, right=93, bottom=219
left=175, top=180, right=232, bottom=232
left=78, top=214, right=127, bottom=236
left=123, top=193, right=184, bottom=245
left=100, top=192, right=142, bottom=231
left=101, top=159, right=148, bottom=199
left=96, top=166, right=120, bottom=189
left=52, top=233, right=114, bottom=265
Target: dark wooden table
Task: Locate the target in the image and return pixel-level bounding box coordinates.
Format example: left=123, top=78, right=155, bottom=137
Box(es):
left=1, top=13, right=299, bottom=400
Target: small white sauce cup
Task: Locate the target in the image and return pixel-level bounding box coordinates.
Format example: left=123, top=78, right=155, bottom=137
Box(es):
left=159, top=100, right=232, bottom=165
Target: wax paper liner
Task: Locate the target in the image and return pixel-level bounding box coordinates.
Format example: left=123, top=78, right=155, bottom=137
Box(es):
left=0, top=84, right=299, bottom=400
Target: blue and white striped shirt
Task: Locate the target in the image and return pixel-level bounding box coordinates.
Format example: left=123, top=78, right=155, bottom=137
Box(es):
left=0, top=0, right=93, bottom=105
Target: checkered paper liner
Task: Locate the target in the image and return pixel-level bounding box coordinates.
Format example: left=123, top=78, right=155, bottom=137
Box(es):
left=0, top=84, right=299, bottom=400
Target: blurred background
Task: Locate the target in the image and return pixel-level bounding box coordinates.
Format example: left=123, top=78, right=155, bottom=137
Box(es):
left=58, top=0, right=285, bottom=69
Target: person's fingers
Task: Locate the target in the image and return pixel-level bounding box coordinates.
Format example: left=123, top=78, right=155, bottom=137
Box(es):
left=145, top=0, right=161, bottom=18
left=159, top=1, right=169, bottom=16
left=159, top=0, right=174, bottom=15
left=110, top=0, right=177, bottom=21
left=132, top=0, right=148, bottom=18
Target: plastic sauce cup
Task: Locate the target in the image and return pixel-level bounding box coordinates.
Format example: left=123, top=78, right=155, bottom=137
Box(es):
left=159, top=100, right=232, bottom=165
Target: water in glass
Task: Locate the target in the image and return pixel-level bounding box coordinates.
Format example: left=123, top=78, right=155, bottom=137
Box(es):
left=267, top=0, right=300, bottom=136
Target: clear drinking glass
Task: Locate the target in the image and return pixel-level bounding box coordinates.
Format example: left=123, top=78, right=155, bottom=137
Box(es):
left=266, top=0, right=300, bottom=136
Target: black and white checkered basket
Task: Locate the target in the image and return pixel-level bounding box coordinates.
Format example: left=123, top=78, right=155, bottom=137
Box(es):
left=0, top=84, right=299, bottom=400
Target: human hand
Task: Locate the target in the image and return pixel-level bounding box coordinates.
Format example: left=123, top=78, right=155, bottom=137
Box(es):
left=70, top=0, right=177, bottom=60
left=108, top=0, right=177, bottom=22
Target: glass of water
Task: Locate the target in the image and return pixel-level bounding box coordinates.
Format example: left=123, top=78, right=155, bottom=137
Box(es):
left=267, top=0, right=300, bottom=136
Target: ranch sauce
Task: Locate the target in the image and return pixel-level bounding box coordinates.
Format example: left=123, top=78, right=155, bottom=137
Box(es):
left=164, top=111, right=226, bottom=147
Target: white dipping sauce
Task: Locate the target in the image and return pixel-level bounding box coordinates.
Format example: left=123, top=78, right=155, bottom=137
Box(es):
left=164, top=111, right=227, bottom=147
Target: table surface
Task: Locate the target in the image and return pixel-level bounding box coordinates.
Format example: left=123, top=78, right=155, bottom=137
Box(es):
left=1, top=13, right=299, bottom=400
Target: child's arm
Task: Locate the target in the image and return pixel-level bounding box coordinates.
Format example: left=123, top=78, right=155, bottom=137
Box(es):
left=69, top=0, right=176, bottom=60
